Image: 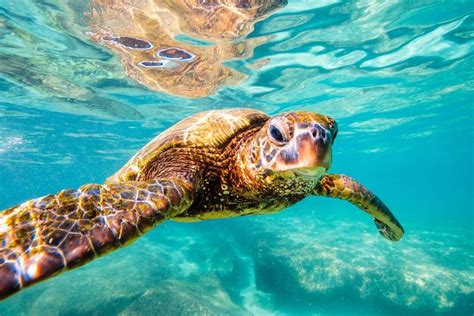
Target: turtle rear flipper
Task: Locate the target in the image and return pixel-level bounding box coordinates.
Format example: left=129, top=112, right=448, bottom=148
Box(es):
left=0, top=179, right=194, bottom=300
left=314, top=174, right=404, bottom=241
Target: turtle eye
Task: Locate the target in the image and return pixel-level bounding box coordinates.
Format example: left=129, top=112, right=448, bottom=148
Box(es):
left=269, top=124, right=285, bottom=144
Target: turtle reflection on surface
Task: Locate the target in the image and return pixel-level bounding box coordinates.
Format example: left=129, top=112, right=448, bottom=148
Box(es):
left=90, top=0, right=287, bottom=98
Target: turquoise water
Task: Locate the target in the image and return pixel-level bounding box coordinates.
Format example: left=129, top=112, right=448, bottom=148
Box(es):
left=0, top=0, right=473, bottom=315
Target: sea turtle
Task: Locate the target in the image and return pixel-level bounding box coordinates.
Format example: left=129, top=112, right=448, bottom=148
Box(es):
left=0, top=108, right=404, bottom=299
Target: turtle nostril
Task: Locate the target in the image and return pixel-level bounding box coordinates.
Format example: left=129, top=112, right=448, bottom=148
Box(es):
left=312, top=125, right=325, bottom=138
left=311, top=125, right=329, bottom=142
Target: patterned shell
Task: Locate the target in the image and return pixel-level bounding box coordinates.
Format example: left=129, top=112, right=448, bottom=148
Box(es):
left=107, top=108, right=269, bottom=183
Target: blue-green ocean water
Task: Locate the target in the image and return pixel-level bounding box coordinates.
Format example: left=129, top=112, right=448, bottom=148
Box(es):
left=0, top=0, right=473, bottom=315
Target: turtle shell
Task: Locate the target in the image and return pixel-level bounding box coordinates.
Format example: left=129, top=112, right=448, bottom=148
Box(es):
left=107, top=108, right=269, bottom=183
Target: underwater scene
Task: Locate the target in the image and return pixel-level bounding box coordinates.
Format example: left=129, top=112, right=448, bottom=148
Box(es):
left=0, top=0, right=473, bottom=315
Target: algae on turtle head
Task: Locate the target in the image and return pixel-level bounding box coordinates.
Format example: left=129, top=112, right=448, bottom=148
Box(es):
left=0, top=108, right=404, bottom=300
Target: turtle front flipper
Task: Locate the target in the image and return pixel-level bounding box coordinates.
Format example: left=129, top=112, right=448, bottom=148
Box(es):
left=313, top=174, right=404, bottom=241
left=0, top=178, right=194, bottom=300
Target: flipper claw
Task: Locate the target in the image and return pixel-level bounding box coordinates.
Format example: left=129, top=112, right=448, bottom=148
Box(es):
left=374, top=218, right=403, bottom=241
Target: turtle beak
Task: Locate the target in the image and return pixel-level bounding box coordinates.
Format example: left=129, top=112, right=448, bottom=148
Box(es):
left=294, top=166, right=327, bottom=178
left=271, top=123, right=332, bottom=177
left=295, top=124, right=332, bottom=170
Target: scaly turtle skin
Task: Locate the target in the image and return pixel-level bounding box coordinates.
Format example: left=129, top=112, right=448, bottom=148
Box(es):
left=0, top=109, right=404, bottom=299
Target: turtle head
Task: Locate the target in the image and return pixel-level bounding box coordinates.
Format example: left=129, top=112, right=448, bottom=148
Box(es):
left=242, top=111, right=338, bottom=196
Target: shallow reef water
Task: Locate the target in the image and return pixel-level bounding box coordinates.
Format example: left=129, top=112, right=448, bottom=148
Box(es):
left=0, top=0, right=473, bottom=315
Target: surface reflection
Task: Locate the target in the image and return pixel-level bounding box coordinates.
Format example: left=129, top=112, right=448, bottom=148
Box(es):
left=90, top=0, right=286, bottom=97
